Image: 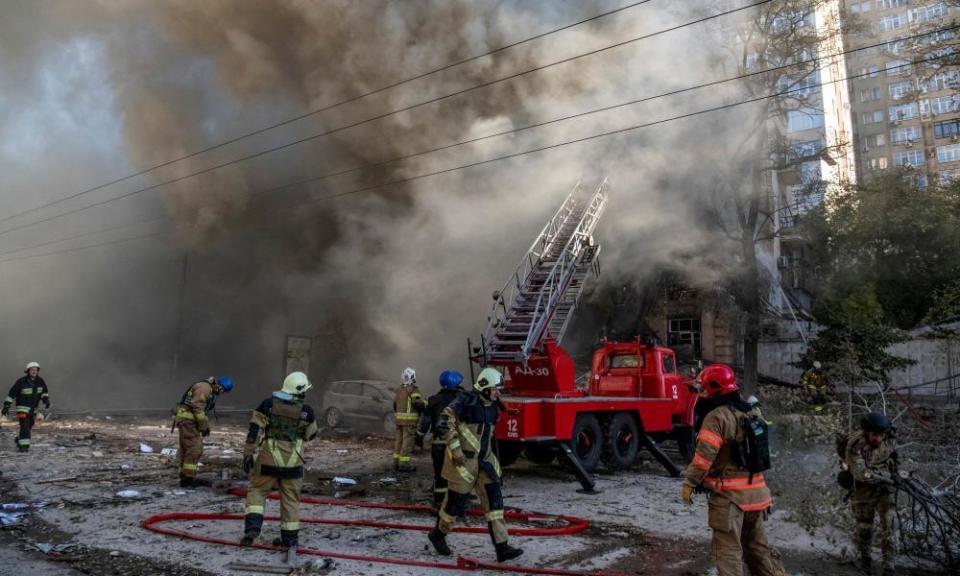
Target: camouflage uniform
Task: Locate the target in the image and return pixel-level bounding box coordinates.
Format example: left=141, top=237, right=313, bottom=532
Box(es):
left=684, top=404, right=786, bottom=576
left=392, top=384, right=425, bottom=469
left=845, top=430, right=897, bottom=574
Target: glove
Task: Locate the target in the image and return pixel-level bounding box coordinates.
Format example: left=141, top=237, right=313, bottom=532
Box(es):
left=201, top=428, right=211, bottom=437
left=242, top=455, right=255, bottom=475
left=1, top=405, right=8, bottom=417
left=42, top=398, right=50, bottom=410
left=681, top=483, right=694, bottom=505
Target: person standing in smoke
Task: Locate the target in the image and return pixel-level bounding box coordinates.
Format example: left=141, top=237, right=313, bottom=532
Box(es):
left=3, top=362, right=50, bottom=453
left=417, top=370, right=464, bottom=509
left=172, top=375, right=234, bottom=487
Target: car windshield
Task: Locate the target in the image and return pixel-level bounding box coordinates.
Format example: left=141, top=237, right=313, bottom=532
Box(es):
left=609, top=354, right=639, bottom=369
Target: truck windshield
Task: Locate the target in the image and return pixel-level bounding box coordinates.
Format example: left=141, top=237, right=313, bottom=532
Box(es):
left=609, top=354, right=641, bottom=369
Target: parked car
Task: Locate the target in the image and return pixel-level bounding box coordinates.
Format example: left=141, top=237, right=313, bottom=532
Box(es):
left=320, top=380, right=397, bottom=433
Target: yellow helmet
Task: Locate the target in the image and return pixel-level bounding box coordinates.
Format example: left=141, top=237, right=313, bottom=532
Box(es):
left=474, top=367, right=503, bottom=392
left=281, top=372, right=312, bottom=396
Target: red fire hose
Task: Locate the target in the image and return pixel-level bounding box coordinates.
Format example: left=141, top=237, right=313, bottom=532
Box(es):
left=141, top=488, right=622, bottom=575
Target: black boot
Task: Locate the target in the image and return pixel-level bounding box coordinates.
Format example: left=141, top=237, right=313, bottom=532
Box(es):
left=495, top=542, right=523, bottom=563
left=239, top=532, right=258, bottom=547
left=428, top=529, right=451, bottom=556
left=242, top=513, right=264, bottom=546
left=859, top=552, right=873, bottom=575
left=190, top=477, right=212, bottom=487
left=179, top=476, right=193, bottom=488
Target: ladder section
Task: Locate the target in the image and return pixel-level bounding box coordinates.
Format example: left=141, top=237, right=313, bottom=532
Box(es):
left=482, top=179, right=608, bottom=363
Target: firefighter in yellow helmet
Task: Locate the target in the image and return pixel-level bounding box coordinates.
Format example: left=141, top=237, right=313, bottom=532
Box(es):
left=393, top=367, right=426, bottom=472
left=427, top=367, right=523, bottom=563
left=240, top=372, right=318, bottom=563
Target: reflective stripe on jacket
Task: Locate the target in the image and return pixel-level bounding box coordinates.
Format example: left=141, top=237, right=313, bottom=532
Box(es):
left=394, top=384, right=425, bottom=426
left=4, top=376, right=48, bottom=414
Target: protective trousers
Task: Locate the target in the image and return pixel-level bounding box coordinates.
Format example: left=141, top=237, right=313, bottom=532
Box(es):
left=430, top=443, right=448, bottom=508
left=852, top=494, right=893, bottom=570
left=244, top=473, right=303, bottom=547
left=178, top=420, right=203, bottom=479
left=393, top=425, right=415, bottom=466
left=708, top=495, right=785, bottom=576
left=437, top=473, right=508, bottom=545
left=16, top=412, right=35, bottom=451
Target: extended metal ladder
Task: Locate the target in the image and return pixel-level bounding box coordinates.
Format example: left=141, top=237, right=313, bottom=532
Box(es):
left=481, top=179, right=609, bottom=363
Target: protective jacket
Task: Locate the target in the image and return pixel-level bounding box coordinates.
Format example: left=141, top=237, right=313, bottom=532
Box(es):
left=175, top=381, right=217, bottom=433
left=4, top=376, right=49, bottom=416
left=440, top=391, right=502, bottom=487
left=685, top=404, right=772, bottom=513
left=845, top=430, right=896, bottom=503
left=418, top=388, right=461, bottom=444
left=394, top=384, right=425, bottom=427
left=244, top=394, right=318, bottom=479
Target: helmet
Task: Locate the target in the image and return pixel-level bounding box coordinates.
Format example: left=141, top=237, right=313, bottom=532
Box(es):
left=474, top=367, right=504, bottom=393
left=746, top=395, right=759, bottom=406
left=216, top=375, right=234, bottom=392
left=439, top=370, right=464, bottom=390
left=812, top=361, right=823, bottom=370
left=861, top=412, right=894, bottom=434
left=25, top=362, right=40, bottom=373
left=699, top=364, right=738, bottom=398
left=281, top=372, right=312, bottom=396
left=401, top=367, right=417, bottom=386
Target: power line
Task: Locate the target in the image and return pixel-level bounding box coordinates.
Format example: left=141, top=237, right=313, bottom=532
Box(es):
left=4, top=50, right=951, bottom=265
left=0, top=0, right=772, bottom=242
left=0, top=0, right=657, bottom=230
left=4, top=23, right=954, bottom=259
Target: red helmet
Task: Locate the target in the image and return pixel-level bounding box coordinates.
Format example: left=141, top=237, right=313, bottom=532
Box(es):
left=699, top=364, right=738, bottom=398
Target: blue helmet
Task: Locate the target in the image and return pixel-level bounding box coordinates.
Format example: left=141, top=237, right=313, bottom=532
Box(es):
left=216, top=375, right=234, bottom=392
left=439, top=370, right=464, bottom=390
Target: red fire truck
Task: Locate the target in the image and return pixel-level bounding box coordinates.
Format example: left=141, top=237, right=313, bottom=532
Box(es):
left=470, top=180, right=699, bottom=492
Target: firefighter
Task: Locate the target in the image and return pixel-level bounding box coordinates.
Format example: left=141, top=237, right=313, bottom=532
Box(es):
left=801, top=361, right=831, bottom=412
left=240, top=371, right=318, bottom=563
left=393, top=367, right=425, bottom=472
left=427, top=367, right=523, bottom=563
left=845, top=412, right=898, bottom=576
left=173, top=375, right=234, bottom=487
left=417, top=370, right=464, bottom=509
left=2, top=362, right=50, bottom=453
left=681, top=364, right=786, bottom=576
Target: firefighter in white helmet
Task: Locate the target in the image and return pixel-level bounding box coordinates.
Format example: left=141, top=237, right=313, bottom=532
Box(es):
left=427, top=367, right=523, bottom=563
left=3, top=362, right=50, bottom=453
left=392, top=367, right=425, bottom=472
left=240, top=372, right=318, bottom=563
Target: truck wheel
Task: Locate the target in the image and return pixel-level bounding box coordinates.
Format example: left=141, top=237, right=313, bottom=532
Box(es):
left=497, top=441, right=523, bottom=467
left=524, top=444, right=556, bottom=465
left=570, top=414, right=602, bottom=472
left=673, top=425, right=695, bottom=463
left=602, top=413, right=639, bottom=470
left=324, top=408, right=343, bottom=429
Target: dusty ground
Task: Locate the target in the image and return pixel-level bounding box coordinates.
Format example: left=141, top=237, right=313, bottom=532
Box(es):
left=0, top=411, right=938, bottom=576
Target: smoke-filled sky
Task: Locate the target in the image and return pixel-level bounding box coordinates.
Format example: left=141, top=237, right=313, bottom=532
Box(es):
left=0, top=0, right=756, bottom=410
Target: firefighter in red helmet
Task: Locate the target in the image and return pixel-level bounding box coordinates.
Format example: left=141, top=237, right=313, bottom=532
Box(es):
left=681, top=364, right=786, bottom=576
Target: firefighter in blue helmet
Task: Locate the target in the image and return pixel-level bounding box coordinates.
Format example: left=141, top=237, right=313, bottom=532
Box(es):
left=172, top=375, right=234, bottom=487
left=417, top=370, right=464, bottom=509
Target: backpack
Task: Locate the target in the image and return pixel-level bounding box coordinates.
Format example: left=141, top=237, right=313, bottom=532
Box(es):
left=730, top=407, right=771, bottom=482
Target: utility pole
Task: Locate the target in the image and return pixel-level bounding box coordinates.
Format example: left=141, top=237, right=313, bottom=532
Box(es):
left=171, top=249, right=189, bottom=387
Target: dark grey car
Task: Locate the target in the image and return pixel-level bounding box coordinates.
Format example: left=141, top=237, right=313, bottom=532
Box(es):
left=320, top=380, right=396, bottom=433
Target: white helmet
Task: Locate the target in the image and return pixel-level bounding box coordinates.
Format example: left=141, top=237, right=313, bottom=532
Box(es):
left=474, top=367, right=504, bottom=392
left=25, top=362, right=40, bottom=373
left=401, top=367, right=416, bottom=386
left=746, top=395, right=759, bottom=406
left=812, top=361, right=822, bottom=370
left=281, top=372, right=312, bottom=396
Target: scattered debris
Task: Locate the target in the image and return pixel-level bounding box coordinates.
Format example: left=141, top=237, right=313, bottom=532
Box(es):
left=160, top=448, right=177, bottom=457
left=336, top=450, right=349, bottom=455
left=139, top=443, right=154, bottom=453
left=92, top=451, right=104, bottom=458
left=332, top=477, right=357, bottom=485
left=115, top=490, right=141, bottom=498
left=0, top=511, right=24, bottom=526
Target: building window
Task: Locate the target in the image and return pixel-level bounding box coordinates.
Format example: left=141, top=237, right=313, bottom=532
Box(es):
left=884, top=39, right=907, bottom=54
left=851, top=1, right=872, bottom=13
left=890, top=125, right=921, bottom=144
left=860, top=87, right=881, bottom=102
left=934, top=119, right=960, bottom=139
left=922, top=71, right=960, bottom=93
left=937, top=143, right=960, bottom=163
left=778, top=70, right=819, bottom=96
left=788, top=139, right=824, bottom=160
left=910, top=173, right=929, bottom=189
left=894, top=149, right=923, bottom=167
left=862, top=133, right=888, bottom=151
left=862, top=110, right=885, bottom=124
left=885, top=59, right=912, bottom=77
left=910, top=3, right=948, bottom=23
left=879, top=13, right=907, bottom=31
left=861, top=65, right=881, bottom=78
left=788, top=108, right=825, bottom=132
left=668, top=318, right=701, bottom=358
left=888, top=80, right=914, bottom=100
left=941, top=168, right=960, bottom=184
left=876, top=0, right=912, bottom=9
left=868, top=157, right=889, bottom=170
left=926, top=95, right=960, bottom=116
left=889, top=102, right=919, bottom=120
